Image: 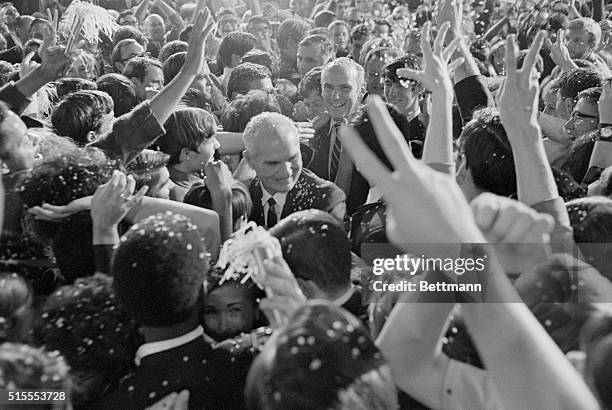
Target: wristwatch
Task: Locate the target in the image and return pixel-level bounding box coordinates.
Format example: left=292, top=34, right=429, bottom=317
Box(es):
left=600, top=125, right=612, bottom=141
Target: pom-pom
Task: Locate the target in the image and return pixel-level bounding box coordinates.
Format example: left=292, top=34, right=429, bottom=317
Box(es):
left=60, top=1, right=119, bottom=45
left=216, top=222, right=282, bottom=289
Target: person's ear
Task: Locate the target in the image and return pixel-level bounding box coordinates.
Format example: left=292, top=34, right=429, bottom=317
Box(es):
left=179, top=147, right=191, bottom=163
left=244, top=149, right=253, bottom=167
left=86, top=131, right=97, bottom=143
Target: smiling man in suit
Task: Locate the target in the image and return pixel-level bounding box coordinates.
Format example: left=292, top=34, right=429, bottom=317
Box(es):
left=306, top=57, right=365, bottom=181
left=242, top=112, right=346, bottom=228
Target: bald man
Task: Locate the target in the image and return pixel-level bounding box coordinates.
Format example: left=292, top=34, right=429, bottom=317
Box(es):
left=241, top=112, right=346, bottom=228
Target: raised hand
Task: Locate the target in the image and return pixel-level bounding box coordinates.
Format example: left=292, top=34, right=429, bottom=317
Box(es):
left=340, top=96, right=485, bottom=252
left=182, top=6, right=215, bottom=77
left=496, top=31, right=547, bottom=134
left=205, top=160, right=233, bottom=198
left=258, top=256, right=306, bottom=327
left=545, top=29, right=577, bottom=71
left=91, top=171, right=148, bottom=244
left=396, top=22, right=463, bottom=97
left=471, top=193, right=553, bottom=273
left=39, top=25, right=74, bottom=81
left=433, top=0, right=463, bottom=33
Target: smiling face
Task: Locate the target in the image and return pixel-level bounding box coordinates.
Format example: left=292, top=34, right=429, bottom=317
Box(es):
left=566, top=27, right=593, bottom=59
left=218, top=15, right=239, bottom=38
left=145, top=15, right=165, bottom=41
left=204, top=284, right=257, bottom=341
left=322, top=64, right=363, bottom=122
left=246, top=121, right=302, bottom=194
left=384, top=79, right=421, bottom=113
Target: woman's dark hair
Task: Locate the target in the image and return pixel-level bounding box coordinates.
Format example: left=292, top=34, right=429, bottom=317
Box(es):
left=96, top=73, right=139, bottom=117
left=460, top=107, right=517, bottom=198
left=221, top=90, right=281, bottom=132
left=567, top=197, right=612, bottom=281
left=0, top=273, right=32, bottom=344
left=560, top=130, right=598, bottom=183
left=32, top=274, right=142, bottom=406
left=51, top=90, right=114, bottom=145
left=18, top=147, right=119, bottom=283
left=157, top=108, right=217, bottom=165
left=185, top=180, right=253, bottom=227
left=217, top=32, right=257, bottom=72
left=158, top=40, right=188, bottom=63
left=55, top=78, right=97, bottom=99
left=162, top=51, right=186, bottom=84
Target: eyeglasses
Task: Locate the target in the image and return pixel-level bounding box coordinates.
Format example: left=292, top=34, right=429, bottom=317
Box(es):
left=569, top=111, right=598, bottom=123
left=121, top=51, right=149, bottom=64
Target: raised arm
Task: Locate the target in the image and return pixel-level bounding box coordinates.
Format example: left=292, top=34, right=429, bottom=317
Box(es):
left=153, top=0, right=185, bottom=30
left=149, top=7, right=215, bottom=124
left=399, top=22, right=462, bottom=175
left=341, top=96, right=598, bottom=410
left=135, top=0, right=152, bottom=23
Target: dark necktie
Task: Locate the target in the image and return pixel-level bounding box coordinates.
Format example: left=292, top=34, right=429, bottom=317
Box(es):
left=267, top=197, right=278, bottom=228
left=330, top=123, right=342, bottom=181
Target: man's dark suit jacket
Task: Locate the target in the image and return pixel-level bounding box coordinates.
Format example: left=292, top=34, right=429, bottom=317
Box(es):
left=100, top=331, right=258, bottom=409
left=247, top=168, right=346, bottom=225
left=303, top=118, right=333, bottom=181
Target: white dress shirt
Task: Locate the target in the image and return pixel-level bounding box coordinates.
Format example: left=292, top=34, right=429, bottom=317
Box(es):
left=134, top=326, right=204, bottom=366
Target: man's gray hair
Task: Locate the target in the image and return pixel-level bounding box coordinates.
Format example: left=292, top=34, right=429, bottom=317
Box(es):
left=321, top=57, right=365, bottom=89
left=242, top=112, right=298, bottom=154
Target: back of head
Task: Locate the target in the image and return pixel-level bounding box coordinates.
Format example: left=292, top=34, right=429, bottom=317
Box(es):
left=157, top=107, right=217, bottom=165
left=51, top=90, right=114, bottom=145
left=55, top=78, right=97, bottom=100
left=242, top=49, right=278, bottom=80
left=314, top=10, right=336, bottom=28
left=158, top=40, right=189, bottom=63
left=270, top=210, right=351, bottom=294
left=299, top=34, right=335, bottom=58
left=163, top=51, right=186, bottom=84
left=227, top=62, right=272, bottom=100
left=558, top=68, right=603, bottom=100
left=32, top=274, right=142, bottom=405
left=96, top=73, right=139, bottom=117
left=460, top=107, right=516, bottom=198
left=126, top=149, right=171, bottom=193
left=276, top=18, right=311, bottom=50
left=18, top=147, right=117, bottom=281
left=113, top=212, right=210, bottom=327
left=246, top=302, right=394, bottom=410
left=122, top=56, right=163, bottom=83
left=222, top=89, right=281, bottom=132
left=217, top=32, right=257, bottom=70
left=112, top=27, right=147, bottom=48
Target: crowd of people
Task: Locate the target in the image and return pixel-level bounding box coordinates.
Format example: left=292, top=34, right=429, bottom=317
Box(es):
left=1, top=0, right=612, bottom=408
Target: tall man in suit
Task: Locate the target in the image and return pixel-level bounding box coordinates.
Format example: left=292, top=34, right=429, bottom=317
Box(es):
left=306, top=57, right=365, bottom=181
left=242, top=112, right=346, bottom=228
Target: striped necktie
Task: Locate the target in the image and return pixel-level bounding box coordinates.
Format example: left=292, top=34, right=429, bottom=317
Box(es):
left=330, top=123, right=342, bottom=181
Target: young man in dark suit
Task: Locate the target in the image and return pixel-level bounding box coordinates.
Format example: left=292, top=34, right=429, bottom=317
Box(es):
left=242, top=112, right=346, bottom=228
left=104, top=212, right=257, bottom=409
left=270, top=209, right=368, bottom=325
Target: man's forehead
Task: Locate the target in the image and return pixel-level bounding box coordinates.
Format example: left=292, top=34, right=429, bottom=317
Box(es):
left=323, top=65, right=358, bottom=83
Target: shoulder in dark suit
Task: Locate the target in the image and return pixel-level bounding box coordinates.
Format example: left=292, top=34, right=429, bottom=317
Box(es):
left=100, top=333, right=255, bottom=410
left=303, top=118, right=332, bottom=180
left=247, top=168, right=346, bottom=226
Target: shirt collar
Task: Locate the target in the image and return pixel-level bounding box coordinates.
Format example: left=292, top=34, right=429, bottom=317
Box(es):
left=134, top=326, right=204, bottom=366
left=261, top=185, right=288, bottom=210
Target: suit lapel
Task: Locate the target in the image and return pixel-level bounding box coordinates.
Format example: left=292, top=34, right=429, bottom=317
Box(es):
left=249, top=178, right=265, bottom=226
